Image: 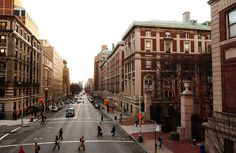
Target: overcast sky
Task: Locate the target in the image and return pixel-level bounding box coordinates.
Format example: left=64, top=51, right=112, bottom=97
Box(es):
left=20, top=0, right=211, bottom=83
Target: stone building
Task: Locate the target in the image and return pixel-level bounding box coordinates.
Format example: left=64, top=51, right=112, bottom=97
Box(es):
left=205, top=0, right=236, bottom=153
left=0, top=15, right=41, bottom=119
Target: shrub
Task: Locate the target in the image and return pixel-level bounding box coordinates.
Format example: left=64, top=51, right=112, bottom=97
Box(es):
left=170, top=131, right=180, bottom=141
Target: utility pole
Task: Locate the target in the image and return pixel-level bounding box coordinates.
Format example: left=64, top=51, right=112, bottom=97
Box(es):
left=21, top=90, right=24, bottom=126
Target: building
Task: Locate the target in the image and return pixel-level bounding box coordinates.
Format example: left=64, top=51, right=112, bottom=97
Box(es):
left=84, top=78, right=94, bottom=96
left=41, top=42, right=64, bottom=104
left=94, top=45, right=112, bottom=97
left=0, top=0, right=39, bottom=37
left=99, top=42, right=125, bottom=112
left=120, top=12, right=212, bottom=122
left=40, top=40, right=53, bottom=108
left=63, top=59, right=70, bottom=98
left=205, top=1, right=236, bottom=153
left=0, top=15, right=41, bottom=119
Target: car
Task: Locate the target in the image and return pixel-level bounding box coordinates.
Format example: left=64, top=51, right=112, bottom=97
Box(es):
left=51, top=105, right=59, bottom=112
left=66, top=107, right=75, bottom=117
left=94, top=103, right=100, bottom=109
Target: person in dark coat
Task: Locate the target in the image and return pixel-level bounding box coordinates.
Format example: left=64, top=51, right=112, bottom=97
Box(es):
left=53, top=135, right=60, bottom=150
left=111, top=125, right=116, bottom=136
left=97, top=125, right=103, bottom=137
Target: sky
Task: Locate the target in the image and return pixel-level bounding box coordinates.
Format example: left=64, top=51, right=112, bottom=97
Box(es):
left=20, top=0, right=211, bottom=83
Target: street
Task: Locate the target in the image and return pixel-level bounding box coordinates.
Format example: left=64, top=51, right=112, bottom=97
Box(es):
left=0, top=96, right=146, bottom=153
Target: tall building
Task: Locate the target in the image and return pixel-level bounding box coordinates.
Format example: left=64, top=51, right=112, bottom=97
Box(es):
left=0, top=15, right=41, bottom=119
left=0, top=0, right=39, bottom=37
left=205, top=1, right=236, bottom=153
left=63, top=59, right=70, bottom=97
left=94, top=45, right=112, bottom=96
left=52, top=49, right=64, bottom=103
left=40, top=40, right=53, bottom=108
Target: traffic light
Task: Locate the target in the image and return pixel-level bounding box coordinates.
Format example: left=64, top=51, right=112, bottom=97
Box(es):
left=141, top=102, right=145, bottom=112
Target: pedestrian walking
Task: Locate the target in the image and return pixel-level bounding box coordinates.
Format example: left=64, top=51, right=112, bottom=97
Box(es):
left=158, top=134, right=163, bottom=148
left=53, top=135, right=60, bottom=151
left=58, top=128, right=63, bottom=140
left=78, top=136, right=85, bottom=150
left=97, top=125, right=103, bottom=137
left=18, top=146, right=25, bottom=153
left=111, top=125, right=116, bottom=137
left=34, top=143, right=40, bottom=153
left=135, top=119, right=139, bottom=127
left=200, top=142, right=206, bottom=153
left=100, top=114, right=104, bottom=124
left=119, top=113, right=122, bottom=122
left=40, top=114, right=45, bottom=125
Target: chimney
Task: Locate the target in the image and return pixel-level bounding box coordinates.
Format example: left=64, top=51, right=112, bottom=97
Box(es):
left=183, top=11, right=190, bottom=24
left=112, top=43, right=115, bottom=50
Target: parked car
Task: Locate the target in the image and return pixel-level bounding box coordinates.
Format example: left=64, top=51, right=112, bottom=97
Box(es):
left=66, top=107, right=75, bottom=117
left=51, top=105, right=59, bottom=112
left=94, top=103, right=100, bottom=109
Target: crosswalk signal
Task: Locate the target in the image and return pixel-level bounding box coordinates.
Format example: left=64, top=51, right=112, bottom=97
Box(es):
left=141, top=102, right=145, bottom=113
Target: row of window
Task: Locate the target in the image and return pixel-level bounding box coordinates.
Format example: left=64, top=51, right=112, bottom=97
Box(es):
left=141, top=31, right=211, bottom=40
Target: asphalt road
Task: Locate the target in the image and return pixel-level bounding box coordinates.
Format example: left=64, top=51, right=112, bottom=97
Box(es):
left=0, top=96, right=146, bottom=153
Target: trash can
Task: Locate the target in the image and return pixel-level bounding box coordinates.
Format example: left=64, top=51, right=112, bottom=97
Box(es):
left=138, top=135, right=143, bottom=143
left=30, top=118, right=33, bottom=122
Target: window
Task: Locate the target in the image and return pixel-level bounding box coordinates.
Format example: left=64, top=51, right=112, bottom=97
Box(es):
left=184, top=32, right=189, bottom=38
left=198, top=41, right=202, bottom=53
left=0, top=21, right=7, bottom=30
left=184, top=41, right=190, bottom=53
left=0, top=48, right=6, bottom=55
left=15, top=24, right=19, bottom=33
left=146, top=60, right=152, bottom=69
left=165, top=40, right=172, bottom=53
left=0, top=62, right=6, bottom=70
left=146, top=31, right=151, bottom=37
left=165, top=32, right=171, bottom=38
left=228, top=9, right=236, bottom=38
left=0, top=35, right=6, bottom=43
left=224, top=139, right=234, bottom=153
left=145, top=40, right=152, bottom=52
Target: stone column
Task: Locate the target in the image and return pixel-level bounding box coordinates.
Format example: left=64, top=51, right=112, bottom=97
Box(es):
left=143, top=91, right=152, bottom=120
left=177, top=80, right=194, bottom=140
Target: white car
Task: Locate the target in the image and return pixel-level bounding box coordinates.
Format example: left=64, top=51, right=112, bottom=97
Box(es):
left=51, top=105, right=59, bottom=112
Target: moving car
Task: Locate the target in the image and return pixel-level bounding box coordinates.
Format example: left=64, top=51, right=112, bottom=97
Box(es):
left=66, top=107, right=75, bottom=117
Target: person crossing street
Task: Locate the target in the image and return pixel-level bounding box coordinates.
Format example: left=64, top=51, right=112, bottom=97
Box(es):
left=58, top=128, right=63, bottom=140
left=53, top=135, right=60, bottom=151
left=78, top=136, right=85, bottom=150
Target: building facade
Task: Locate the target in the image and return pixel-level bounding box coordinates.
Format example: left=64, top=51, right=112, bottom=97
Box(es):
left=40, top=40, right=53, bottom=108
left=205, top=1, right=236, bottom=153
left=120, top=12, right=212, bottom=120
left=0, top=15, right=41, bottom=119
left=63, top=59, right=70, bottom=97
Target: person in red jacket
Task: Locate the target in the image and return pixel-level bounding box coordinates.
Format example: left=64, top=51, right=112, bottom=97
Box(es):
left=18, top=146, right=25, bottom=153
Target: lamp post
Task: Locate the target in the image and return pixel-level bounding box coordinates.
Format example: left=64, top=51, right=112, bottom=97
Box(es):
left=18, top=82, right=24, bottom=126
left=21, top=92, right=24, bottom=126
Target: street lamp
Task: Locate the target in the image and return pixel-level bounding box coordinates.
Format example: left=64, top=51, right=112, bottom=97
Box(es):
left=18, top=82, right=24, bottom=126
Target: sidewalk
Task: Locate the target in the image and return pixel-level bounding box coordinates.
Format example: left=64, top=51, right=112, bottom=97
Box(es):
left=102, top=108, right=200, bottom=153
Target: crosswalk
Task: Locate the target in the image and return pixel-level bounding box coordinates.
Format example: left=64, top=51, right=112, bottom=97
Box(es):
left=0, top=139, right=134, bottom=149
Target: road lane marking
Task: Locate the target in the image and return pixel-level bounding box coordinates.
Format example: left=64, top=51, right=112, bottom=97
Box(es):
left=0, top=140, right=134, bottom=148
left=10, top=127, right=21, bottom=133
left=0, top=127, right=21, bottom=141
left=0, top=133, right=9, bottom=141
